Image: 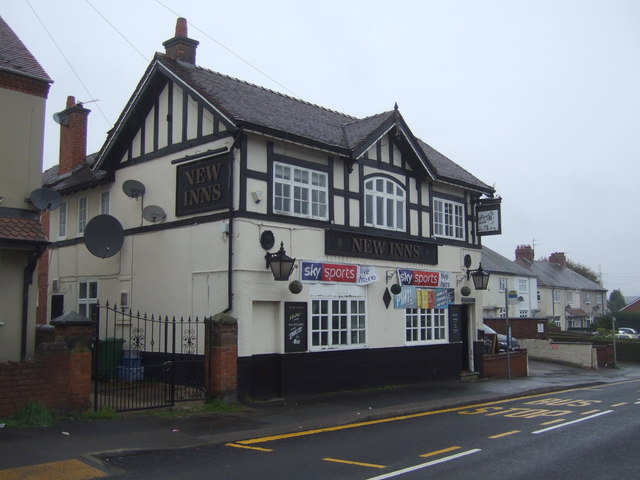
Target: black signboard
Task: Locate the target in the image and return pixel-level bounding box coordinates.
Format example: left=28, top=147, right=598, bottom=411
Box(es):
left=477, top=198, right=502, bottom=236
left=284, top=302, right=308, bottom=353
left=448, top=305, right=462, bottom=343
left=176, top=154, right=231, bottom=216
left=325, top=229, right=438, bottom=264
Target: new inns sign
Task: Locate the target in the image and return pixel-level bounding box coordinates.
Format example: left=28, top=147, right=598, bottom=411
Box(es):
left=176, top=155, right=231, bottom=216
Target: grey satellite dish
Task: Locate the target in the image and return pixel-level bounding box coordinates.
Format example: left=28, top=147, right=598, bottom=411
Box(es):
left=142, top=205, right=166, bottom=223
left=52, top=111, right=69, bottom=126
left=122, top=179, right=146, bottom=199
left=29, top=188, right=61, bottom=211
left=84, top=214, right=124, bottom=258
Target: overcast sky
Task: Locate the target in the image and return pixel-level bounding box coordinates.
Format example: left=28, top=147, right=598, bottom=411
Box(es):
left=3, top=0, right=640, bottom=296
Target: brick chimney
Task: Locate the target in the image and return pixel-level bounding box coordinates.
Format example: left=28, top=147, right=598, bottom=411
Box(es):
left=58, top=96, right=90, bottom=175
left=549, top=252, right=567, bottom=268
left=515, top=245, right=534, bottom=264
left=162, top=18, right=199, bottom=65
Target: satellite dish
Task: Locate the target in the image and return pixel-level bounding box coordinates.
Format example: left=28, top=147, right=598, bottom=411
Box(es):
left=122, top=179, right=146, bottom=199
left=29, top=188, right=61, bottom=211
left=142, top=205, right=166, bottom=223
left=52, top=111, right=69, bottom=126
left=84, top=214, right=124, bottom=259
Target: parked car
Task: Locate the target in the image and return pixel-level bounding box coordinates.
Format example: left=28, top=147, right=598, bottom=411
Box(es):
left=482, top=324, right=521, bottom=351
left=617, top=328, right=639, bottom=339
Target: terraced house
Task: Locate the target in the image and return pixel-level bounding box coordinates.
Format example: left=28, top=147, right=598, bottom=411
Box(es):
left=43, top=18, right=500, bottom=400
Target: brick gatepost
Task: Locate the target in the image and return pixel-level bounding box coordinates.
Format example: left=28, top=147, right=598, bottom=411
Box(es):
left=204, top=312, right=238, bottom=401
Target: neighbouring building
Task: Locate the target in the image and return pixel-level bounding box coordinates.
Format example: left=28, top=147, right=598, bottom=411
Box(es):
left=514, top=245, right=606, bottom=330
left=43, top=18, right=500, bottom=399
left=481, top=246, right=538, bottom=319
left=0, top=16, right=52, bottom=361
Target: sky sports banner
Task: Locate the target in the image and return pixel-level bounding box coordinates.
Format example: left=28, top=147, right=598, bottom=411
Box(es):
left=397, top=269, right=453, bottom=288
left=301, top=261, right=379, bottom=285
left=393, top=287, right=455, bottom=309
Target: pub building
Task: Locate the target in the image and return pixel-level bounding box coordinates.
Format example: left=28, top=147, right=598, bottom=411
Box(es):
left=43, top=18, right=501, bottom=400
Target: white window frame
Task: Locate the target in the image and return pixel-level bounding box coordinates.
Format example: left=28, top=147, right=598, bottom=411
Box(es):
left=405, top=308, right=448, bottom=344
left=433, top=197, right=465, bottom=240
left=273, top=162, right=328, bottom=220
left=566, top=291, right=574, bottom=303
left=518, top=279, right=528, bottom=293
left=519, top=309, right=529, bottom=318
left=364, top=177, right=406, bottom=231
left=58, top=201, right=67, bottom=238
left=78, top=197, right=88, bottom=234
left=310, top=297, right=366, bottom=350
left=499, top=278, right=508, bottom=293
left=78, top=280, right=98, bottom=320
left=553, top=290, right=561, bottom=303
left=499, top=307, right=507, bottom=318
left=100, top=191, right=110, bottom=215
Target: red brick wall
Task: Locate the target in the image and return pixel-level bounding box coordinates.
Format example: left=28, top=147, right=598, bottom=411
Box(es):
left=0, top=323, right=92, bottom=417
left=204, top=315, right=238, bottom=400
left=0, top=71, right=50, bottom=98
left=482, top=351, right=528, bottom=379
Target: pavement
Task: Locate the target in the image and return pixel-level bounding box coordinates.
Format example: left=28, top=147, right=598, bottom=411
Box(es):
left=1, top=359, right=640, bottom=478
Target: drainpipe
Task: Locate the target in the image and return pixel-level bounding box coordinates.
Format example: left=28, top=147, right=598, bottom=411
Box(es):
left=21, top=247, right=45, bottom=358
left=223, top=130, right=244, bottom=313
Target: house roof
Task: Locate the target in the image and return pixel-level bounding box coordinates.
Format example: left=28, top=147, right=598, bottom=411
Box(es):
left=515, top=258, right=606, bottom=292
left=0, top=208, right=48, bottom=246
left=94, top=52, right=493, bottom=194
left=481, top=246, right=535, bottom=277
left=43, top=155, right=108, bottom=194
left=620, top=297, right=640, bottom=313
left=0, top=16, right=52, bottom=83
left=566, top=308, right=588, bottom=317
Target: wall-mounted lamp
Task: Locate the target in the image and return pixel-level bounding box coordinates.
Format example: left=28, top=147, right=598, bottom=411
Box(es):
left=467, top=262, right=490, bottom=290
left=266, top=242, right=296, bottom=281
left=463, top=254, right=490, bottom=291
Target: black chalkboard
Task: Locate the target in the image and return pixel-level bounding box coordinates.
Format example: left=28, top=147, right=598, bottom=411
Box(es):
left=284, top=302, right=308, bottom=353
left=448, top=305, right=462, bottom=343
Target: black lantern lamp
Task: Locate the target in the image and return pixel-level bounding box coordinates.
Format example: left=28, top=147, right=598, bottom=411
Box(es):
left=467, top=262, right=490, bottom=290
left=266, top=242, right=296, bottom=281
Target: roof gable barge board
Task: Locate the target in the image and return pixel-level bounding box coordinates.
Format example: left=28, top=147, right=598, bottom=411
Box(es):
left=94, top=57, right=236, bottom=172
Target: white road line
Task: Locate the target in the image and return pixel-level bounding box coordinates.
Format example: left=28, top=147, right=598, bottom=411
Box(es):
left=532, top=410, right=614, bottom=434
left=365, top=449, right=482, bottom=480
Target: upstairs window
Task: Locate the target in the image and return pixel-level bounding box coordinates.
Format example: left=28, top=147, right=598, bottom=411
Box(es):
left=364, top=177, right=406, bottom=231
left=518, top=279, right=528, bottom=293
left=499, top=278, right=508, bottom=293
left=433, top=198, right=465, bottom=240
left=274, top=162, right=328, bottom=220
left=58, top=202, right=67, bottom=238
left=100, top=191, right=110, bottom=215
left=78, top=197, right=88, bottom=234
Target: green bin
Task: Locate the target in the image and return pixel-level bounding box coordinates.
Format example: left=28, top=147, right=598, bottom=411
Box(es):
left=95, top=338, right=124, bottom=380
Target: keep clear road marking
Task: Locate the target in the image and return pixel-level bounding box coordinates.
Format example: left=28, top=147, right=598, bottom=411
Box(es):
left=532, top=410, right=614, bottom=434
left=365, top=449, right=481, bottom=480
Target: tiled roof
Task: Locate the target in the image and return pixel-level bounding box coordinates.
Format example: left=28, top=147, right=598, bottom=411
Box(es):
left=481, top=246, right=535, bottom=276
left=153, top=55, right=492, bottom=192
left=43, top=156, right=107, bottom=193
left=566, top=308, right=588, bottom=317
left=0, top=215, right=48, bottom=244
left=0, top=16, right=52, bottom=82
left=516, top=259, right=606, bottom=292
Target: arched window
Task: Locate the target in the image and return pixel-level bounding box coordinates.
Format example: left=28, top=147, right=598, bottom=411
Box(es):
left=364, top=177, right=406, bottom=231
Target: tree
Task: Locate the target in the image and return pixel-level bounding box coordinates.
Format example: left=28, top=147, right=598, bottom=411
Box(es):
left=608, top=289, right=626, bottom=314
left=566, top=259, right=601, bottom=286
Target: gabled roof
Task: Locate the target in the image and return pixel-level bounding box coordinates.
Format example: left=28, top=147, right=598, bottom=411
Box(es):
left=0, top=16, right=52, bottom=83
left=481, top=246, right=535, bottom=277
left=515, top=258, right=606, bottom=292
left=94, top=52, right=493, bottom=194
left=620, top=297, right=640, bottom=313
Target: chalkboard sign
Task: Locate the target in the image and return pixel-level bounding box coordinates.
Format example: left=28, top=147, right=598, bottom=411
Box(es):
left=448, top=305, right=462, bottom=343
left=284, top=302, right=308, bottom=353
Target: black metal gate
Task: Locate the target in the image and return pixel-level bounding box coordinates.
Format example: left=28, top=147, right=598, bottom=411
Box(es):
left=93, top=302, right=206, bottom=412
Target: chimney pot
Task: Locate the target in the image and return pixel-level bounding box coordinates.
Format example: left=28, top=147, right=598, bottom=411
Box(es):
left=58, top=96, right=91, bottom=175
left=163, top=17, right=199, bottom=65
left=549, top=252, right=567, bottom=268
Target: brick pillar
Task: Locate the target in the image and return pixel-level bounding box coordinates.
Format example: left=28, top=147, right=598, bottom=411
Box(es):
left=204, top=312, right=238, bottom=401
left=50, top=312, right=94, bottom=412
